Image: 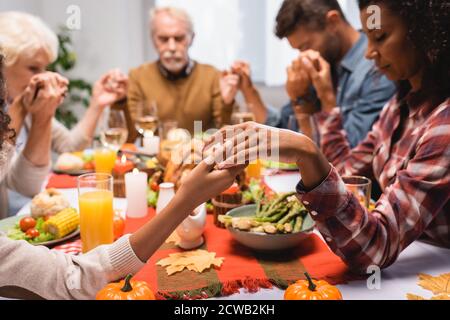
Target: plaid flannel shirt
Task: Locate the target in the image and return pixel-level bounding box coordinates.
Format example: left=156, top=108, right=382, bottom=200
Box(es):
left=296, top=94, right=450, bottom=272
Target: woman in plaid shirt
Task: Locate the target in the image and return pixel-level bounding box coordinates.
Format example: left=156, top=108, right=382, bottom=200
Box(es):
left=208, top=0, right=450, bottom=272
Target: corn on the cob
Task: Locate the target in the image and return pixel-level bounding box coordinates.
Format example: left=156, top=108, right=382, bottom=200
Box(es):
left=44, top=208, right=79, bottom=239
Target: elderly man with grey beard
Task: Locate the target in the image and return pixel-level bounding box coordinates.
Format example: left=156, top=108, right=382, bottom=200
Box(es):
left=121, top=6, right=240, bottom=141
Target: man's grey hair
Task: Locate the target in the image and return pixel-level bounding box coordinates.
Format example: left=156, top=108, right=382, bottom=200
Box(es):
left=149, top=6, right=194, bottom=36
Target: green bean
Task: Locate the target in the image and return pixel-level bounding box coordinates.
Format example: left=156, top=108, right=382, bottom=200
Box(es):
left=277, top=209, right=301, bottom=225
left=293, top=216, right=303, bottom=233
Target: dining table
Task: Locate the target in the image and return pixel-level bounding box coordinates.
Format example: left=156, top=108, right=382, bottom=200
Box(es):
left=5, top=172, right=450, bottom=300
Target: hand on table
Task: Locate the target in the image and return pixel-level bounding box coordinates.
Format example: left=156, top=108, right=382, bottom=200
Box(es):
left=92, top=69, right=128, bottom=109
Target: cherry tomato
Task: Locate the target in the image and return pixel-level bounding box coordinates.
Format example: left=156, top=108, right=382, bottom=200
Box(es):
left=122, top=143, right=138, bottom=152
left=113, top=215, right=125, bottom=240
left=222, top=183, right=240, bottom=195
left=19, top=217, right=36, bottom=232
left=150, top=181, right=159, bottom=192
left=26, top=228, right=40, bottom=239
left=83, top=162, right=95, bottom=170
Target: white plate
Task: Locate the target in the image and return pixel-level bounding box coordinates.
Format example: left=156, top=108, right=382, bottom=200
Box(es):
left=0, top=215, right=80, bottom=247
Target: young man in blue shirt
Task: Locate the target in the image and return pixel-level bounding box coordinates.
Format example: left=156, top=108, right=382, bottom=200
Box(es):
left=231, top=0, right=395, bottom=147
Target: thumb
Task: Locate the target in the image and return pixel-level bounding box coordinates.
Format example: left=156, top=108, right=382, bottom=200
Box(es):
left=198, top=155, right=216, bottom=172
left=209, top=164, right=247, bottom=184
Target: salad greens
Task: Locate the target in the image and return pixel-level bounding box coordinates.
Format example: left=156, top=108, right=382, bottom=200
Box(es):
left=7, top=217, right=55, bottom=244
left=147, top=190, right=159, bottom=208
left=242, top=179, right=264, bottom=204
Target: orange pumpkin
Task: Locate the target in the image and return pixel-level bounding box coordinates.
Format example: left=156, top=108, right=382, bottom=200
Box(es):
left=284, top=273, right=343, bottom=300
left=96, top=274, right=156, bottom=300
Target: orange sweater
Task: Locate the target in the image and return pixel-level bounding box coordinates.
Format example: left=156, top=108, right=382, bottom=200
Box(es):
left=126, top=61, right=235, bottom=137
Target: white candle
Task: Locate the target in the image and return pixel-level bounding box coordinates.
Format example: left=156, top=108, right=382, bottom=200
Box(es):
left=125, top=168, right=148, bottom=218
left=143, top=135, right=160, bottom=155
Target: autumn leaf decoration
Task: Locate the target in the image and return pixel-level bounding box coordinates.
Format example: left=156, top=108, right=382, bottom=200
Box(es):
left=157, top=250, right=224, bottom=276
left=407, top=273, right=450, bottom=300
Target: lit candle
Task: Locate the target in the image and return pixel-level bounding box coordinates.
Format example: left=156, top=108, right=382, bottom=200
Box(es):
left=125, top=168, right=148, bottom=218
left=143, top=135, right=160, bottom=155
left=114, top=155, right=134, bottom=175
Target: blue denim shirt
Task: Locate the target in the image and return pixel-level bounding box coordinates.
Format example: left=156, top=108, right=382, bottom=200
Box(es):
left=267, top=32, right=396, bottom=148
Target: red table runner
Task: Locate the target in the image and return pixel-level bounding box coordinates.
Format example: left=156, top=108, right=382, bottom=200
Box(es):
left=47, top=174, right=78, bottom=189
left=49, top=173, right=359, bottom=299
left=124, top=210, right=356, bottom=300
left=53, top=209, right=358, bottom=299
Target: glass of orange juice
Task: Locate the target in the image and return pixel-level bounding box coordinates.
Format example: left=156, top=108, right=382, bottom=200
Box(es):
left=246, top=159, right=262, bottom=180
left=78, top=173, right=114, bottom=253
left=94, top=147, right=117, bottom=174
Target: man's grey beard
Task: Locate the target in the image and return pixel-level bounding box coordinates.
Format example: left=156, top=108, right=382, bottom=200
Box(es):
left=161, top=52, right=187, bottom=73
left=161, top=60, right=187, bottom=73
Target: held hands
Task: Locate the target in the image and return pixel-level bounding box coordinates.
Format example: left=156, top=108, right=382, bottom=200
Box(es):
left=178, top=148, right=247, bottom=208
left=220, top=60, right=254, bottom=105
left=91, top=69, right=128, bottom=109
left=178, top=120, right=322, bottom=210
left=230, top=60, right=253, bottom=94
left=203, top=122, right=314, bottom=169
left=299, top=50, right=336, bottom=112
left=20, top=72, right=69, bottom=123
left=219, top=69, right=240, bottom=105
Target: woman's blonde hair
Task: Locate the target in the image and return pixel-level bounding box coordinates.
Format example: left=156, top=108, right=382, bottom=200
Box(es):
left=0, top=11, right=58, bottom=66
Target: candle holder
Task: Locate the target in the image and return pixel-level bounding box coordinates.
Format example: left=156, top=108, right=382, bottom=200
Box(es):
left=112, top=169, right=130, bottom=198
left=213, top=191, right=242, bottom=228
left=112, top=155, right=135, bottom=198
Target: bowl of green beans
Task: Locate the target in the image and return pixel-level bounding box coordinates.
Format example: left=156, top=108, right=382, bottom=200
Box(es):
left=218, top=193, right=315, bottom=251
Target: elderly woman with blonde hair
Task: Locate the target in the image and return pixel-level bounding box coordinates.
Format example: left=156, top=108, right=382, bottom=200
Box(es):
left=0, top=12, right=128, bottom=217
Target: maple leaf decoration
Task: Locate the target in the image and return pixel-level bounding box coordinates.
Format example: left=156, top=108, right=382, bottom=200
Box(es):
left=407, top=273, right=450, bottom=300
left=157, top=250, right=224, bottom=276
left=418, top=273, right=450, bottom=295
left=165, top=231, right=180, bottom=245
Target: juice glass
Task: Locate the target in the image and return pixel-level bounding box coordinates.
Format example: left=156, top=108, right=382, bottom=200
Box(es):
left=158, top=121, right=190, bottom=164
left=94, top=148, right=117, bottom=174
left=78, top=173, right=114, bottom=253
left=342, top=176, right=372, bottom=209
left=246, top=160, right=262, bottom=180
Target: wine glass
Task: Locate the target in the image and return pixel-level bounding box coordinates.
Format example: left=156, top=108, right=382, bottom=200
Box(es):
left=135, top=100, right=159, bottom=138
left=100, top=109, right=129, bottom=152
left=342, top=176, right=372, bottom=209
left=231, top=104, right=255, bottom=125
left=289, top=114, right=319, bottom=144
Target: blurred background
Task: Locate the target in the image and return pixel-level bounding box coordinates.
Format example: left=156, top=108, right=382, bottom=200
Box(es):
left=0, top=0, right=361, bottom=113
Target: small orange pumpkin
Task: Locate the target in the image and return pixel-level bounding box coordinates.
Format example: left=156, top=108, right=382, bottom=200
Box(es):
left=284, top=273, right=343, bottom=300
left=96, top=274, right=156, bottom=300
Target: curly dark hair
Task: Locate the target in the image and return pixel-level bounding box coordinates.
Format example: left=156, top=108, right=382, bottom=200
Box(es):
left=358, top=0, right=450, bottom=101
left=0, top=54, right=15, bottom=150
